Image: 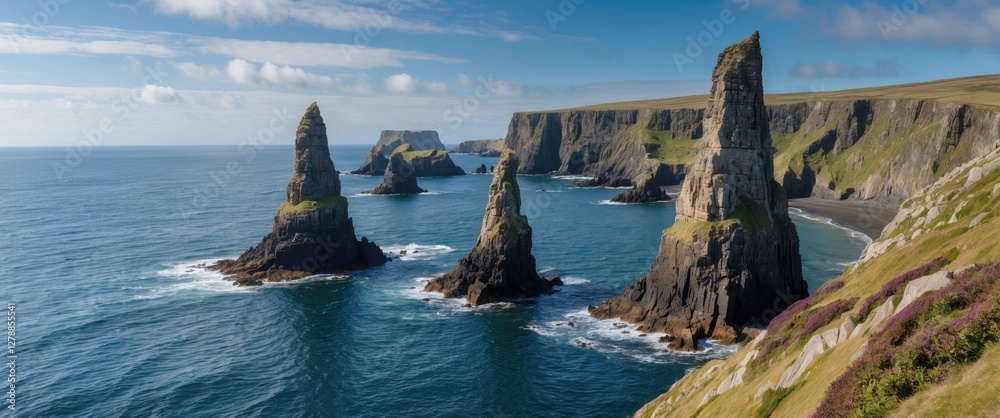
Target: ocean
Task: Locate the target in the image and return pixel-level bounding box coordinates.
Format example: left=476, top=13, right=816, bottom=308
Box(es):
left=0, top=145, right=868, bottom=417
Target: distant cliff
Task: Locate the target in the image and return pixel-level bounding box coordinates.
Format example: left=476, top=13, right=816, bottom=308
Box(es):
left=503, top=79, right=1000, bottom=206
left=373, top=130, right=445, bottom=155
left=452, top=139, right=504, bottom=156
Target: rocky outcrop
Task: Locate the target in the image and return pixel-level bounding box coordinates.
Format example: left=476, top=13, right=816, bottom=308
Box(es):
left=400, top=148, right=465, bottom=177
left=589, top=32, right=807, bottom=351
left=211, top=103, right=388, bottom=285
left=353, top=130, right=449, bottom=175
left=611, top=174, right=671, bottom=203
left=367, top=144, right=427, bottom=195
left=474, top=164, right=490, bottom=174
left=572, top=175, right=633, bottom=188
left=372, top=130, right=445, bottom=155
left=424, top=150, right=561, bottom=305
left=351, top=147, right=389, bottom=176
left=452, top=138, right=504, bottom=156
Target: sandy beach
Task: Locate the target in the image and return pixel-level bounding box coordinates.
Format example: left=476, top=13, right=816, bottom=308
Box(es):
left=789, top=198, right=898, bottom=240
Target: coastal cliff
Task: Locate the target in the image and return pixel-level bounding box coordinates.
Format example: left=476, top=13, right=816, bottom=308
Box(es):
left=211, top=103, right=387, bottom=285
left=504, top=77, right=1000, bottom=207
left=589, top=32, right=806, bottom=351
left=352, top=130, right=463, bottom=176
left=452, top=138, right=504, bottom=156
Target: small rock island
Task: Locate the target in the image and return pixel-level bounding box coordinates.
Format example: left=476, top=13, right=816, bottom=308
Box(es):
left=611, top=174, right=671, bottom=203
left=211, top=103, right=388, bottom=285
left=352, top=130, right=464, bottom=176
left=589, top=32, right=807, bottom=351
left=367, top=144, right=427, bottom=195
left=424, top=150, right=562, bottom=305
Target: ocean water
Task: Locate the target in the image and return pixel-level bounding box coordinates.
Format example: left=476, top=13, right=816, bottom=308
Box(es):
left=0, top=145, right=868, bottom=417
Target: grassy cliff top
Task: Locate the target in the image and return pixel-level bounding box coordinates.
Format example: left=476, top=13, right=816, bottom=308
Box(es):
left=277, top=195, right=347, bottom=215
left=532, top=75, right=1000, bottom=112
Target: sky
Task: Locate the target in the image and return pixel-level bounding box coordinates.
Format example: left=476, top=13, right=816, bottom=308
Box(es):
left=1, top=0, right=1000, bottom=147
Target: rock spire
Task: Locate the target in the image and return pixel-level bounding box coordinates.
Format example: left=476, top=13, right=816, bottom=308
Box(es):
left=424, top=150, right=561, bottom=305
left=589, top=32, right=807, bottom=351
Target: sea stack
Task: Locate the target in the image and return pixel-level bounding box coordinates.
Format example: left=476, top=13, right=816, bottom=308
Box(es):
left=368, top=144, right=427, bottom=195
left=424, top=150, right=561, bottom=305
left=611, top=174, right=671, bottom=203
left=211, top=102, right=388, bottom=285
left=589, top=32, right=807, bottom=351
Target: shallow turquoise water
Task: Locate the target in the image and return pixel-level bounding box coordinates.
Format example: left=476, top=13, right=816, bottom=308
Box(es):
left=0, top=145, right=867, bottom=417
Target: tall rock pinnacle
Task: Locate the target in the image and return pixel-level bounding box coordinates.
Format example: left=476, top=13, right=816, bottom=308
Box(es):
left=424, top=150, right=561, bottom=305
left=590, top=32, right=807, bottom=351
left=212, top=102, right=388, bottom=285
left=287, top=102, right=341, bottom=205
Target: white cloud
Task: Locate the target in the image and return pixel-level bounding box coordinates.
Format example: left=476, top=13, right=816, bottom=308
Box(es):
left=197, top=38, right=463, bottom=69
left=456, top=73, right=472, bottom=87
left=175, top=61, right=222, bottom=81
left=217, top=59, right=372, bottom=93
left=384, top=73, right=447, bottom=94
left=0, top=23, right=462, bottom=70
left=789, top=59, right=899, bottom=79
left=147, top=0, right=537, bottom=41
left=487, top=79, right=527, bottom=97
left=139, top=85, right=184, bottom=104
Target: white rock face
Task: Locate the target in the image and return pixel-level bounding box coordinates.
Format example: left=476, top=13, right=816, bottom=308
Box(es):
left=894, top=271, right=953, bottom=315
left=854, top=298, right=895, bottom=338
left=779, top=332, right=832, bottom=388
left=971, top=213, right=988, bottom=228
left=992, top=184, right=1000, bottom=197
left=837, top=316, right=858, bottom=345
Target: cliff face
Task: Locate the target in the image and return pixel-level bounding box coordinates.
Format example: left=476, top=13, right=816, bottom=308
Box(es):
left=638, top=147, right=1000, bottom=418
left=504, top=95, right=1000, bottom=207
left=424, top=150, right=561, bottom=305
left=503, top=108, right=700, bottom=184
left=589, top=32, right=807, bottom=352
left=452, top=138, right=504, bottom=156
left=211, top=103, right=387, bottom=285
left=373, top=130, right=445, bottom=155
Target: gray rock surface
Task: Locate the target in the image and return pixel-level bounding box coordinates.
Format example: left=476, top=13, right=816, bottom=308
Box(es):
left=611, top=174, right=671, bottom=203
left=589, top=32, right=807, bottom=351
left=367, top=144, right=427, bottom=195
left=212, top=103, right=387, bottom=285
left=452, top=138, right=504, bottom=156
left=372, top=130, right=445, bottom=155
left=424, top=150, right=560, bottom=305
left=351, top=147, right=389, bottom=176
left=894, top=270, right=953, bottom=315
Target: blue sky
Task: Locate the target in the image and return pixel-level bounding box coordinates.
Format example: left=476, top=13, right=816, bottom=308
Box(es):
left=1, top=0, right=999, bottom=146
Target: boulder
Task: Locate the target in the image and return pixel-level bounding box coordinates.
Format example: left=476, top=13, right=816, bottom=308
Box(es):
left=351, top=147, right=389, bottom=176
left=837, top=316, right=857, bottom=345
left=590, top=32, right=807, bottom=349
left=611, top=174, right=671, bottom=203
left=211, top=103, right=388, bottom=285
left=367, top=144, right=427, bottom=195
left=894, top=270, right=953, bottom=315
left=572, top=175, right=633, bottom=188
left=424, top=150, right=559, bottom=305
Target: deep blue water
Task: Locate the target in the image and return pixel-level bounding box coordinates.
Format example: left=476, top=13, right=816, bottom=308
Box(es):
left=0, top=145, right=867, bottom=417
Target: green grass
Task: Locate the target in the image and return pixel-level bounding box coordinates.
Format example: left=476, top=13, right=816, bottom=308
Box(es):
left=641, top=129, right=698, bottom=164
left=277, top=195, right=347, bottom=215
left=754, top=383, right=802, bottom=418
